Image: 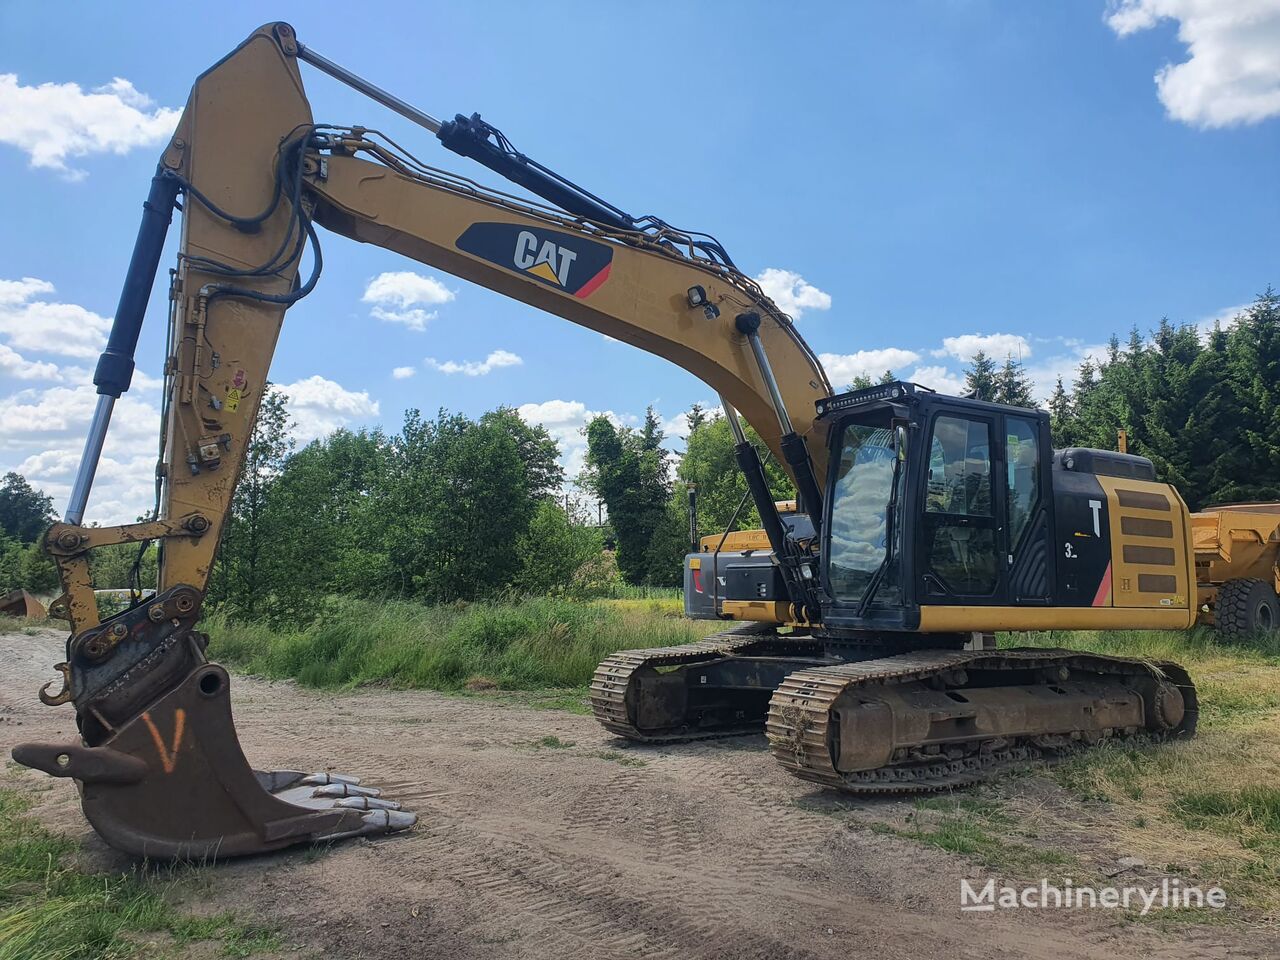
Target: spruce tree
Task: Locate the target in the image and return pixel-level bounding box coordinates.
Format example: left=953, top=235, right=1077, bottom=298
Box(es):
left=994, top=355, right=1035, bottom=407
left=963, top=351, right=998, bottom=401
left=1048, top=377, right=1077, bottom=447
left=685, top=402, right=708, bottom=435
left=1211, top=288, right=1280, bottom=502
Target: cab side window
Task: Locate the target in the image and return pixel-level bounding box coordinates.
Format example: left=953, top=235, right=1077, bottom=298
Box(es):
left=1005, top=416, right=1041, bottom=551
left=923, top=415, right=997, bottom=596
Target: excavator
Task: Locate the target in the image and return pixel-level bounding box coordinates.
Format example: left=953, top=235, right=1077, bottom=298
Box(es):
left=12, top=23, right=1199, bottom=859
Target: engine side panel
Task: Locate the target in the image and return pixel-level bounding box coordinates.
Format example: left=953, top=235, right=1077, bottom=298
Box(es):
left=1051, top=469, right=1113, bottom=607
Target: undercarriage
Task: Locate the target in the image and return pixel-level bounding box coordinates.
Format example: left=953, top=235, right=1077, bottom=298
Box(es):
left=590, top=627, right=1198, bottom=792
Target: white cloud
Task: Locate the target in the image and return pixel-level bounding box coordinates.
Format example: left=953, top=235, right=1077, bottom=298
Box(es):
left=0, top=281, right=380, bottom=521
left=1195, top=300, right=1250, bottom=337
left=933, top=333, right=1031, bottom=362
left=517, top=399, right=632, bottom=480
left=1106, top=0, right=1280, bottom=128
left=905, top=365, right=968, bottom=395
left=0, top=344, right=60, bottom=381
left=425, top=349, right=522, bottom=377
left=0, top=277, right=55, bottom=305
left=0, top=372, right=378, bottom=524
left=0, top=382, right=161, bottom=523
left=277, top=375, right=380, bottom=444
left=819, top=348, right=922, bottom=386
left=0, top=74, right=179, bottom=179
left=391, top=366, right=417, bottom=379
left=1023, top=340, right=1110, bottom=403
left=754, top=268, right=832, bottom=319
left=362, top=271, right=455, bottom=331
left=0, top=277, right=113, bottom=359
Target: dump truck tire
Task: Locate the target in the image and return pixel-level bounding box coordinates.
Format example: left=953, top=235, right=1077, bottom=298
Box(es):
left=1215, top=578, right=1280, bottom=638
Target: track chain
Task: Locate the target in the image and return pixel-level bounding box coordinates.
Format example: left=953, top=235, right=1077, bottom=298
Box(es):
left=590, top=623, right=817, bottom=742
left=766, top=647, right=1198, bottom=794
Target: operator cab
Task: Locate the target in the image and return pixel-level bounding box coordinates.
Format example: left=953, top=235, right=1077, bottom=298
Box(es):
left=817, top=381, right=1054, bottom=634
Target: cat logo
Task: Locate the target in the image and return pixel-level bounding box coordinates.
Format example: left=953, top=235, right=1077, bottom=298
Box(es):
left=455, top=222, right=613, bottom=299
left=514, top=231, right=576, bottom=286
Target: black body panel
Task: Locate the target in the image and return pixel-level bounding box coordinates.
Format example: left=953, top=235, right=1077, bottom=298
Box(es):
left=1048, top=468, right=1112, bottom=606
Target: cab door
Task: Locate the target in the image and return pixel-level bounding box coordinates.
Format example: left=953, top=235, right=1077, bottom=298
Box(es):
left=1003, top=413, right=1053, bottom=603
left=917, top=412, right=1004, bottom=603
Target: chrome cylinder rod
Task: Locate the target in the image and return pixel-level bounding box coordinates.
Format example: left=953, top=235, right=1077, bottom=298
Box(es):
left=295, top=43, right=442, bottom=135
left=718, top=393, right=748, bottom=445
left=736, top=317, right=795, bottom=436
left=65, top=395, right=115, bottom=525
left=732, top=313, right=823, bottom=529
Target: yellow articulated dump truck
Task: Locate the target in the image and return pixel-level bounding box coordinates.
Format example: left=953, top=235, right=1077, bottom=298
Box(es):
left=1193, top=504, right=1280, bottom=635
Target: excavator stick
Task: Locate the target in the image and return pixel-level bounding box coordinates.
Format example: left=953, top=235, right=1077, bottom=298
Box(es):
left=10, top=24, right=419, bottom=858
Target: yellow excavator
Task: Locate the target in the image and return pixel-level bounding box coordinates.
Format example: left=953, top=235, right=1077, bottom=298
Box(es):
left=13, top=23, right=1202, bottom=858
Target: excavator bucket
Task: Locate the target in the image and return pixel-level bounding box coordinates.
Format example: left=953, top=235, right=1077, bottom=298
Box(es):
left=12, top=587, right=415, bottom=859
left=0, top=589, right=46, bottom=619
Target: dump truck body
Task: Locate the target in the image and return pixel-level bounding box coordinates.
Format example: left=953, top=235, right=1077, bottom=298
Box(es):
left=1192, top=504, right=1280, bottom=631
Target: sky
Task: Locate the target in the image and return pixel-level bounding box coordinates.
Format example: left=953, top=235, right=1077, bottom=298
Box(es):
left=1, top=1, right=1278, bottom=523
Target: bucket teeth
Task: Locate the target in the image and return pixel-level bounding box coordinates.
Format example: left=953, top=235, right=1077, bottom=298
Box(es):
left=313, top=782, right=381, bottom=798
left=301, top=772, right=361, bottom=786
left=316, top=808, right=418, bottom=841
left=336, top=796, right=402, bottom=811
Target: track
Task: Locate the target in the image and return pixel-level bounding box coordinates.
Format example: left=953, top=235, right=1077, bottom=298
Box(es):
left=0, top=628, right=1261, bottom=960
left=767, top=648, right=1199, bottom=793
left=590, top=623, right=824, bottom=741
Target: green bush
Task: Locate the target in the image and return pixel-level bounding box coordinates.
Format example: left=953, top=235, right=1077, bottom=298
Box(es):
left=206, top=595, right=718, bottom=691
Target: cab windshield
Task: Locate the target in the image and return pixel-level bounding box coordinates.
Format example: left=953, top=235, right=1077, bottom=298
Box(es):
left=827, top=419, right=905, bottom=607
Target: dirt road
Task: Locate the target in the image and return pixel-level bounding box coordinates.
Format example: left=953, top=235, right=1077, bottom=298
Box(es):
left=0, top=629, right=1266, bottom=959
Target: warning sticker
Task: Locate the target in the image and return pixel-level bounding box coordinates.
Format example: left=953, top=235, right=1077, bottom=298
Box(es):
left=226, top=388, right=242, bottom=412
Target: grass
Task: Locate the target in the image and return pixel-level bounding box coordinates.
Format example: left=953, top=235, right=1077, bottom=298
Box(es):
left=993, top=627, right=1280, bottom=916
left=206, top=595, right=720, bottom=692
left=873, top=793, right=1073, bottom=874
left=534, top=735, right=575, bottom=749
left=0, top=613, right=52, bottom=637
left=586, top=584, right=683, bottom=602
left=0, top=787, right=279, bottom=960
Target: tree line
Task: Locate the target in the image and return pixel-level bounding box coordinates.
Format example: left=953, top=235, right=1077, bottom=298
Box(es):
left=1, top=288, right=1275, bottom=612
left=547, top=288, right=1280, bottom=580
left=207, top=399, right=605, bottom=623
left=1044, top=289, right=1280, bottom=510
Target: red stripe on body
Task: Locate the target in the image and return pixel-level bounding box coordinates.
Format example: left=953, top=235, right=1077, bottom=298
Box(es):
left=574, top=262, right=611, bottom=299
left=1091, top=562, right=1113, bottom=607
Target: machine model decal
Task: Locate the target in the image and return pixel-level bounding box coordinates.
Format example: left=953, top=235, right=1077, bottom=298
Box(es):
left=456, top=222, right=613, bottom=298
